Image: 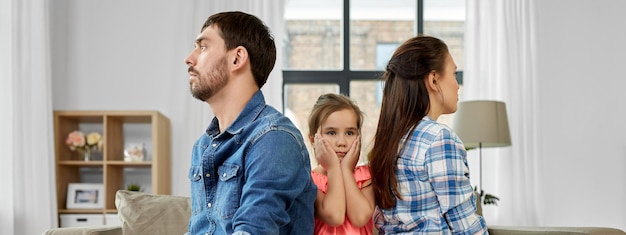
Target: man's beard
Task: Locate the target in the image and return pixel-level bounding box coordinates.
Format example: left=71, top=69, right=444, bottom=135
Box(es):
left=189, top=57, right=229, bottom=101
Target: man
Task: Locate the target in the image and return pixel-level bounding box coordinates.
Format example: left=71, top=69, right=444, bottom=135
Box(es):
left=184, top=11, right=316, bottom=235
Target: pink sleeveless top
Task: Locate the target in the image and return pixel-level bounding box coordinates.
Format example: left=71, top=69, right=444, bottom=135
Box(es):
left=311, top=165, right=374, bottom=235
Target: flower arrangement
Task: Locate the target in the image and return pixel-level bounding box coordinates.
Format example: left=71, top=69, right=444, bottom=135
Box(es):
left=65, top=131, right=103, bottom=158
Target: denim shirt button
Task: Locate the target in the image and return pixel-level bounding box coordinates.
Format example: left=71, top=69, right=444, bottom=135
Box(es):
left=207, top=203, right=212, bottom=208
left=206, top=173, right=210, bottom=177
left=212, top=143, right=217, bottom=147
left=222, top=173, right=226, bottom=177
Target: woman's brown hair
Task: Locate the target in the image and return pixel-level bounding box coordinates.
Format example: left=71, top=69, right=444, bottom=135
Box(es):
left=368, top=35, right=449, bottom=209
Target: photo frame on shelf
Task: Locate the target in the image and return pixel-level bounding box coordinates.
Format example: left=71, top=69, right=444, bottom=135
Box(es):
left=66, top=183, right=104, bottom=209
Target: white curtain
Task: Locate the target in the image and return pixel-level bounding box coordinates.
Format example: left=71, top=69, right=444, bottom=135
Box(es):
left=463, top=0, right=539, bottom=226
left=0, top=0, right=57, bottom=234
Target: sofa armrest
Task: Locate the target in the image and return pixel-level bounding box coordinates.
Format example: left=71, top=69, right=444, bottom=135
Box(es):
left=43, top=225, right=122, bottom=235
left=488, top=226, right=626, bottom=235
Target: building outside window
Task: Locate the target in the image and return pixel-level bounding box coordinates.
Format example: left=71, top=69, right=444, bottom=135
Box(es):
left=283, top=0, right=465, bottom=163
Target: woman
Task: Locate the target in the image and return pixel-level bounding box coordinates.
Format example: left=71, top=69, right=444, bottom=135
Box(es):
left=368, top=35, right=487, bottom=234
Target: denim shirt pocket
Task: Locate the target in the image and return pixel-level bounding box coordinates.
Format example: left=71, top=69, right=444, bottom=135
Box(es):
left=215, top=163, right=241, bottom=219
left=188, top=166, right=204, bottom=215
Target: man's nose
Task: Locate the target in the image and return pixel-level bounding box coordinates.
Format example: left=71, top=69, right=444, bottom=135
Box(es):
left=184, top=50, right=196, bottom=66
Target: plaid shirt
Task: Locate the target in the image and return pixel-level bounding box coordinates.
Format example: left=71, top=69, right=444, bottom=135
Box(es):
left=374, top=116, right=488, bottom=235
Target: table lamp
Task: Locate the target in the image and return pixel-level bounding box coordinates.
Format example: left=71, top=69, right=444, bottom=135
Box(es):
left=452, top=100, right=512, bottom=198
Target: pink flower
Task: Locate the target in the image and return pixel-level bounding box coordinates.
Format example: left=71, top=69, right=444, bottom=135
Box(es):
left=65, top=131, right=86, bottom=151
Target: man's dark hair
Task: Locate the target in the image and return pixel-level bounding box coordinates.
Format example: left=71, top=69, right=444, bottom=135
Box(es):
left=202, top=11, right=276, bottom=89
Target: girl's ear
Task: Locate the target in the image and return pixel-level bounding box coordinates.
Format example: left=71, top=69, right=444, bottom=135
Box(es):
left=425, top=70, right=439, bottom=92
left=308, top=135, right=315, bottom=145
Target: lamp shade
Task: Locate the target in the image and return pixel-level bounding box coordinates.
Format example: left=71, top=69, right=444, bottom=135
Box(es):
left=453, top=100, right=511, bottom=149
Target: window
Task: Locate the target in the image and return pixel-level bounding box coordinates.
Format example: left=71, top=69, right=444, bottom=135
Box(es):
left=283, top=0, right=465, bottom=161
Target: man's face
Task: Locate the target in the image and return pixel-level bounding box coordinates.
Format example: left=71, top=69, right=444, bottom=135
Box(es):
left=184, top=25, right=229, bottom=101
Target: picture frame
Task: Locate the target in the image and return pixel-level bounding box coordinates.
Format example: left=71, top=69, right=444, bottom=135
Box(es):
left=66, top=183, right=104, bottom=209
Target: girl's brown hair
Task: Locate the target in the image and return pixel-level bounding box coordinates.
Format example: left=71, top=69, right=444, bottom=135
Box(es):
left=368, top=35, right=449, bottom=209
left=307, top=93, right=364, bottom=139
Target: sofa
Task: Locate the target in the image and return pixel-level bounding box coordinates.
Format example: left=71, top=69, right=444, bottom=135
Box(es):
left=45, top=190, right=190, bottom=235
left=44, top=190, right=626, bottom=235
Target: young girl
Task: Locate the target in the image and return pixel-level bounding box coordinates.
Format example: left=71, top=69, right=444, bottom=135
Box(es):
left=308, top=93, right=375, bottom=235
left=369, top=35, right=487, bottom=234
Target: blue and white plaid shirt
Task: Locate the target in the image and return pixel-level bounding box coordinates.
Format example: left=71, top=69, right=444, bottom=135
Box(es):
left=374, top=116, right=488, bottom=235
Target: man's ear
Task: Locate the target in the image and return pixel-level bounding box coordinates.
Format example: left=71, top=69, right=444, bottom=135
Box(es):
left=230, top=46, right=248, bottom=70
left=426, top=70, right=439, bottom=92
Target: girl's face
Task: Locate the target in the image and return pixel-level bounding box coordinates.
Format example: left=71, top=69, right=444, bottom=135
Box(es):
left=319, top=109, right=359, bottom=160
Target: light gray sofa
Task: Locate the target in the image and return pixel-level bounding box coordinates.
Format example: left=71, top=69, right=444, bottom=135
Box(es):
left=44, top=190, right=626, bottom=235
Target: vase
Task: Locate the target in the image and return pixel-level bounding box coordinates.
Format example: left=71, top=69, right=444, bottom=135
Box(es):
left=83, top=147, right=92, bottom=161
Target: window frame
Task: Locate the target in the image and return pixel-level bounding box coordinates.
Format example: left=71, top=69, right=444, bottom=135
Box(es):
left=282, top=0, right=463, bottom=105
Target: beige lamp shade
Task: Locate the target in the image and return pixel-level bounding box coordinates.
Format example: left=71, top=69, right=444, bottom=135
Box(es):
left=453, top=100, right=512, bottom=149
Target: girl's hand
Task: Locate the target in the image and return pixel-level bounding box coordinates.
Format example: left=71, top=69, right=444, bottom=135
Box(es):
left=314, top=133, right=340, bottom=170
left=341, top=137, right=360, bottom=171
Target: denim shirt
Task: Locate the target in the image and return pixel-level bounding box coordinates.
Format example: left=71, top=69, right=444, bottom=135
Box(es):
left=187, top=91, right=317, bottom=235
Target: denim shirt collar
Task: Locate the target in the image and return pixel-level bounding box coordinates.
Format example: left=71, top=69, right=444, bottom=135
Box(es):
left=205, top=90, right=265, bottom=137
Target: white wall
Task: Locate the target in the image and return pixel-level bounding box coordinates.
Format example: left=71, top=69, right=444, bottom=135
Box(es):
left=50, top=0, right=208, bottom=197
left=534, top=0, right=626, bottom=230
left=49, top=0, right=626, bottom=231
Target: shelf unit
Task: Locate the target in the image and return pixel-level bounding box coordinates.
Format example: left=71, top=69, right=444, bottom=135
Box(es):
left=53, top=110, right=171, bottom=225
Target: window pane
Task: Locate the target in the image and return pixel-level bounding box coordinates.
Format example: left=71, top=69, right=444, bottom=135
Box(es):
left=350, top=80, right=382, bottom=163
left=284, top=0, right=343, bottom=70
left=424, top=0, right=465, bottom=70
left=284, top=84, right=339, bottom=166
left=350, top=0, right=416, bottom=70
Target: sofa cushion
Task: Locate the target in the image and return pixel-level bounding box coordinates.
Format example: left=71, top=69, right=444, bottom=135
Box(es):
left=115, top=190, right=191, bottom=235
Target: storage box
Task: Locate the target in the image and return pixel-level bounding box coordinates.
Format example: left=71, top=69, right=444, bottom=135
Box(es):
left=105, top=213, right=121, bottom=226
left=60, top=214, right=104, bottom=227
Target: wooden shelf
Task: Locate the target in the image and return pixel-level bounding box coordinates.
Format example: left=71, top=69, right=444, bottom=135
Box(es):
left=58, top=161, right=104, bottom=166
left=59, top=209, right=105, bottom=214
left=53, top=110, right=171, bottom=227
left=105, top=161, right=152, bottom=166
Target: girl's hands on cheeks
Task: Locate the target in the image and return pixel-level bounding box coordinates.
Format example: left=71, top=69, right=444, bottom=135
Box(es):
left=314, top=132, right=340, bottom=171
left=340, top=137, right=360, bottom=171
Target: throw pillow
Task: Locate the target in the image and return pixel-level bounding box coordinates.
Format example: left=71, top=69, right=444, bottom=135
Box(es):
left=115, top=190, right=191, bottom=235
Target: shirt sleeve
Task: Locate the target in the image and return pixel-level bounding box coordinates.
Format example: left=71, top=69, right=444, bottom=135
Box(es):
left=425, top=128, right=488, bottom=234
left=353, top=165, right=372, bottom=188
left=311, top=170, right=327, bottom=192
left=232, top=130, right=313, bottom=234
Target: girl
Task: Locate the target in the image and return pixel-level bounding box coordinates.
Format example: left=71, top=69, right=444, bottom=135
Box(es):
left=308, top=93, right=375, bottom=235
left=368, top=36, right=488, bottom=234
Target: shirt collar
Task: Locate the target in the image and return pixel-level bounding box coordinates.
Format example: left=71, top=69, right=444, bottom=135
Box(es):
left=205, top=90, right=266, bottom=137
